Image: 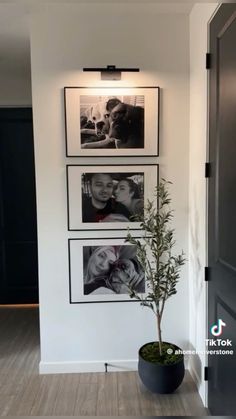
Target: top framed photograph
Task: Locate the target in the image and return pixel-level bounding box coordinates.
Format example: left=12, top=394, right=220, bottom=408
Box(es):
left=64, top=86, right=159, bottom=157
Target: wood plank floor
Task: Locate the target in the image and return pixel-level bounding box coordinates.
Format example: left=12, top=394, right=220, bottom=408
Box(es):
left=0, top=306, right=207, bottom=416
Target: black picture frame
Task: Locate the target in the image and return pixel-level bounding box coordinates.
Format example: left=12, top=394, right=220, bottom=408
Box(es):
left=68, top=237, right=149, bottom=304
left=66, top=164, right=159, bottom=231
left=64, top=86, right=159, bottom=157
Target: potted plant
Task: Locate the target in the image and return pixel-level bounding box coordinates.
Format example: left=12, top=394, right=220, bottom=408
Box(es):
left=126, top=179, right=186, bottom=394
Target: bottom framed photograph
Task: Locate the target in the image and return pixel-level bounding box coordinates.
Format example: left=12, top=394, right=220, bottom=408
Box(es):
left=69, top=237, right=147, bottom=303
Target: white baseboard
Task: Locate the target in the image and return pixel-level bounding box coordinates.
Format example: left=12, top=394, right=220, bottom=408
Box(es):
left=189, top=364, right=201, bottom=388
left=188, top=362, right=206, bottom=407
left=39, top=359, right=138, bottom=374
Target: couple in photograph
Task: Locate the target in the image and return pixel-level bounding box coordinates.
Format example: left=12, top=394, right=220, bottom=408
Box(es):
left=83, top=245, right=145, bottom=295
left=82, top=172, right=144, bottom=223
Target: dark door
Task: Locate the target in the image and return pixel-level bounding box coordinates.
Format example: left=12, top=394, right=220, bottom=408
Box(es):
left=0, top=108, right=38, bottom=304
left=208, top=4, right=236, bottom=415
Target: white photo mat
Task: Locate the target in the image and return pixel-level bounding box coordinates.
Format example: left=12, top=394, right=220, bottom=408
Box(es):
left=69, top=237, right=148, bottom=303
left=66, top=164, right=159, bottom=231
left=64, top=86, right=159, bottom=157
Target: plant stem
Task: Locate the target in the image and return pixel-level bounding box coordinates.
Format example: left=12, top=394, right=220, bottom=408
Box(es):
left=160, top=298, right=165, bottom=320
left=157, top=312, right=162, bottom=356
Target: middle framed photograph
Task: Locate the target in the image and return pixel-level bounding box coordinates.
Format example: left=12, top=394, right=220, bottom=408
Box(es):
left=66, top=164, right=159, bottom=231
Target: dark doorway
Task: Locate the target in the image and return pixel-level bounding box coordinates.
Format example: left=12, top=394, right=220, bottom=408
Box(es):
left=0, top=108, right=38, bottom=304
left=208, top=4, right=236, bottom=415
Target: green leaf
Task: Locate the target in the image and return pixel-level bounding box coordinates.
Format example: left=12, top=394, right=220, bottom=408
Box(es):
left=125, top=178, right=186, bottom=330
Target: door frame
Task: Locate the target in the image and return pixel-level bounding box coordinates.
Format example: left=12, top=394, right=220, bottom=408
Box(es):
left=205, top=4, right=220, bottom=408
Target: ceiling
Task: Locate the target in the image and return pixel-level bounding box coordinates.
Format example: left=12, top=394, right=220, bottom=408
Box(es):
left=0, top=1, right=206, bottom=79
left=0, top=3, right=30, bottom=77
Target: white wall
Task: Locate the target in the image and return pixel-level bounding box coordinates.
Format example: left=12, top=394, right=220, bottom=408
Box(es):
left=189, top=2, right=218, bottom=405
left=30, top=3, right=190, bottom=373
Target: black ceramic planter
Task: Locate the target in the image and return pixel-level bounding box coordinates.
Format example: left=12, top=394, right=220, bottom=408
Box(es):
left=138, top=341, right=185, bottom=394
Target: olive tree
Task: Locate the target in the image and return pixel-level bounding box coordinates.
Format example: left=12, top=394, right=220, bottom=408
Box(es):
left=126, top=179, right=186, bottom=356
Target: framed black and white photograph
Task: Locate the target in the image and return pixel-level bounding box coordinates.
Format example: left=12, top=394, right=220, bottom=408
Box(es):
left=64, top=86, right=159, bottom=157
left=69, top=237, right=147, bottom=303
left=66, top=164, right=159, bottom=231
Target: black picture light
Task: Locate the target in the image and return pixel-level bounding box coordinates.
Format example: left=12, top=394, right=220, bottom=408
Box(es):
left=83, top=65, right=140, bottom=80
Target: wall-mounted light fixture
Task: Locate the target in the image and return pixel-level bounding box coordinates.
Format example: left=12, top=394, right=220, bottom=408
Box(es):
left=83, top=65, right=140, bottom=80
